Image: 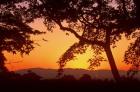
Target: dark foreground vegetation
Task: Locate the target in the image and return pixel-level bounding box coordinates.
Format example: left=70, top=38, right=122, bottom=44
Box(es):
left=0, top=72, right=140, bottom=92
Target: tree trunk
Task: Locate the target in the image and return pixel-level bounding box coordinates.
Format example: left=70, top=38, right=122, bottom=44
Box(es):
left=104, top=46, right=121, bottom=82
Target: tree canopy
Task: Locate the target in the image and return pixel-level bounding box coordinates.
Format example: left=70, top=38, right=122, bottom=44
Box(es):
left=0, top=1, right=43, bottom=72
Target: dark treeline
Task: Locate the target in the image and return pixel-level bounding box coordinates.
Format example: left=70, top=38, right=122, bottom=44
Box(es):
left=0, top=72, right=140, bottom=92
left=0, top=77, right=140, bottom=92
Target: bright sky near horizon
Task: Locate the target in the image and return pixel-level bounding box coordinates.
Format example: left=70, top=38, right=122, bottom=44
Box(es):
left=5, top=19, right=132, bottom=71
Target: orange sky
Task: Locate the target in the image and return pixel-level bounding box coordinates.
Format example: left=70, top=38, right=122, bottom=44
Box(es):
left=5, top=19, right=132, bottom=71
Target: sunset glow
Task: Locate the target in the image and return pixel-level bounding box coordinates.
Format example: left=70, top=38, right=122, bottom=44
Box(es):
left=5, top=19, right=132, bottom=71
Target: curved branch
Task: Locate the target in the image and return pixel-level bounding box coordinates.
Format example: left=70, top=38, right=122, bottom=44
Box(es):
left=55, top=21, right=105, bottom=46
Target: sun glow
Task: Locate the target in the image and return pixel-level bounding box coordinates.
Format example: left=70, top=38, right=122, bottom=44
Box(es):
left=5, top=19, right=132, bottom=71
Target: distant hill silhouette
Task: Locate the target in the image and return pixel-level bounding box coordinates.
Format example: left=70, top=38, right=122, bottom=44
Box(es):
left=16, top=68, right=140, bottom=80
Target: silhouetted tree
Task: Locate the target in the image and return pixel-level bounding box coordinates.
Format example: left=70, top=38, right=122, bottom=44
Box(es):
left=51, top=0, right=135, bottom=81
left=0, top=1, right=43, bottom=73
left=10, top=0, right=140, bottom=82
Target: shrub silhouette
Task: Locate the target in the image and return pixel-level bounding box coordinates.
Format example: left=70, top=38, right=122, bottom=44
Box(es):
left=0, top=71, right=21, bottom=81
left=21, top=70, right=42, bottom=80
left=61, top=74, right=76, bottom=81
left=79, top=74, right=92, bottom=81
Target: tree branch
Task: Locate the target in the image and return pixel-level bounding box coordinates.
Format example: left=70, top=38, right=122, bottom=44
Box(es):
left=55, top=21, right=105, bottom=46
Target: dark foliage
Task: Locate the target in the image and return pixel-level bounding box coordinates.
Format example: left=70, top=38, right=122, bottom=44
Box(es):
left=0, top=0, right=44, bottom=72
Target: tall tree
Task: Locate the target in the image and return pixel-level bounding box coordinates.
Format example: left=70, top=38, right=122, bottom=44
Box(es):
left=15, top=0, right=140, bottom=81
left=0, top=1, right=43, bottom=73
